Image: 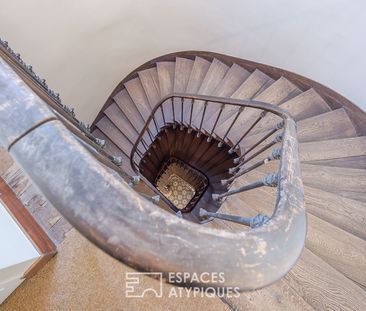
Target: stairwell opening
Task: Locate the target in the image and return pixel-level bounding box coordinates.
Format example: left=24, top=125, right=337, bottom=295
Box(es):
left=139, top=124, right=240, bottom=222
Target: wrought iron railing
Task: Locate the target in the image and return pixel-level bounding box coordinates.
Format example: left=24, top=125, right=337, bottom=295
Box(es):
left=0, top=48, right=306, bottom=291
left=130, top=93, right=304, bottom=223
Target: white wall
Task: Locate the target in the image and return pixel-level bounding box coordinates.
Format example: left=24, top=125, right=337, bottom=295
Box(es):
left=1, top=0, right=365, bottom=123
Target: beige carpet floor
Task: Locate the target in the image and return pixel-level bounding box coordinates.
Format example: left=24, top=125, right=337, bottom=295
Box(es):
left=1, top=229, right=229, bottom=311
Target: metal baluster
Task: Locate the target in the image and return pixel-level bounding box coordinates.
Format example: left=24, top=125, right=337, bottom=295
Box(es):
left=188, top=98, right=194, bottom=134
left=208, top=104, right=224, bottom=142
left=197, top=101, right=208, bottom=137
left=171, top=97, right=176, bottom=129
left=222, top=148, right=281, bottom=186
left=160, top=105, right=166, bottom=128
left=229, top=111, right=267, bottom=154
left=200, top=209, right=269, bottom=228
left=233, top=121, right=284, bottom=164
left=180, top=97, right=184, bottom=130
left=218, top=107, right=244, bottom=147
left=212, top=173, right=278, bottom=201
left=111, top=156, right=123, bottom=167
left=152, top=115, right=160, bottom=139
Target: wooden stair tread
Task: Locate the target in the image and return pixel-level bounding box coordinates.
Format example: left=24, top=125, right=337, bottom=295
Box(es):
left=96, top=117, right=133, bottom=157
left=213, top=63, right=250, bottom=98
left=240, top=108, right=357, bottom=153
left=215, top=77, right=302, bottom=141
left=250, top=88, right=332, bottom=136
left=285, top=248, right=366, bottom=310
left=297, top=108, right=357, bottom=143
left=223, top=278, right=314, bottom=311
left=252, top=160, right=366, bottom=202
left=92, top=129, right=123, bottom=158
left=232, top=69, right=274, bottom=100
left=157, top=61, right=175, bottom=125
left=204, top=200, right=315, bottom=311
left=174, top=57, right=194, bottom=125
left=301, top=163, right=366, bottom=202
left=113, top=89, right=146, bottom=134
left=225, top=184, right=366, bottom=289
left=202, top=63, right=251, bottom=130
left=198, top=58, right=229, bottom=95
left=213, top=69, right=274, bottom=128
left=192, top=58, right=230, bottom=126
left=157, top=61, right=175, bottom=98
left=174, top=57, right=194, bottom=92
left=186, top=56, right=211, bottom=93
left=300, top=136, right=366, bottom=162
left=92, top=129, right=134, bottom=176
left=138, top=67, right=165, bottom=129
left=104, top=103, right=138, bottom=143
left=138, top=67, right=161, bottom=106
left=306, top=155, right=366, bottom=169
left=124, top=78, right=154, bottom=128
left=236, top=168, right=366, bottom=240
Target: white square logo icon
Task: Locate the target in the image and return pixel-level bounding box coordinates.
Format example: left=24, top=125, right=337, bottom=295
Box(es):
left=125, top=272, right=163, bottom=298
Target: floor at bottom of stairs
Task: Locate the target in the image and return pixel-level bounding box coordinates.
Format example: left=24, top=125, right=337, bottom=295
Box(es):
left=1, top=228, right=229, bottom=311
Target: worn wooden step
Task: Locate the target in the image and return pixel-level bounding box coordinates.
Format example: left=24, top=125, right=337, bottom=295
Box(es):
left=204, top=198, right=315, bottom=311
left=208, top=69, right=274, bottom=128
left=252, top=160, right=366, bottom=202
left=192, top=58, right=229, bottom=126
left=242, top=168, right=366, bottom=242
left=249, top=88, right=331, bottom=136
left=285, top=248, right=366, bottom=310
left=184, top=56, right=211, bottom=122
left=138, top=67, right=165, bottom=129
left=241, top=184, right=366, bottom=288
left=96, top=117, right=133, bottom=158
left=104, top=103, right=139, bottom=143
left=303, top=184, right=366, bottom=241
left=157, top=61, right=175, bottom=124
left=297, top=108, right=357, bottom=143
left=124, top=78, right=158, bottom=136
left=92, top=129, right=134, bottom=176
left=215, top=77, right=302, bottom=142
left=300, top=136, right=366, bottom=162
left=174, top=57, right=194, bottom=125
left=202, top=63, right=250, bottom=133
left=306, top=155, right=366, bottom=169
left=241, top=108, right=357, bottom=157
left=113, top=90, right=152, bottom=145
left=301, top=163, right=366, bottom=203
left=157, top=62, right=175, bottom=97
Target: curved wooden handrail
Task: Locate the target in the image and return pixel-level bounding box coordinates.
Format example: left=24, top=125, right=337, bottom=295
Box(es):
left=0, top=56, right=306, bottom=291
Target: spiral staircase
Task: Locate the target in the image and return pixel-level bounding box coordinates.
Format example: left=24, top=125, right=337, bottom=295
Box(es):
left=1, top=41, right=366, bottom=310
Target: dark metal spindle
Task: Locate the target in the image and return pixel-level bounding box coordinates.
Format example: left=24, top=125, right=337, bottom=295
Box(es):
left=229, top=111, right=267, bottom=154
left=222, top=148, right=281, bottom=186
left=218, top=107, right=244, bottom=147
left=171, top=97, right=176, bottom=129
left=212, top=173, right=278, bottom=201
left=160, top=105, right=166, bottom=127
left=188, top=98, right=194, bottom=133
left=200, top=209, right=269, bottom=228
left=237, top=133, right=283, bottom=168
left=180, top=97, right=184, bottom=130
left=208, top=104, right=224, bottom=142
left=233, top=121, right=284, bottom=164
left=197, top=101, right=208, bottom=137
